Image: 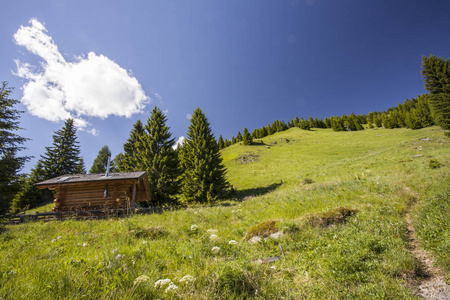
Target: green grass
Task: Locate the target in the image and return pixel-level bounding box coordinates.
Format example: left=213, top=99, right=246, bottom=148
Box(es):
left=1, top=126, right=449, bottom=299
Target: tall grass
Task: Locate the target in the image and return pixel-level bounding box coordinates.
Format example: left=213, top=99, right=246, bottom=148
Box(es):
left=0, top=126, right=448, bottom=299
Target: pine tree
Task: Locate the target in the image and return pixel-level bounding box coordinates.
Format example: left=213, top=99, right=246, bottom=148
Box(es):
left=242, top=127, right=253, bottom=145
left=179, top=107, right=230, bottom=204
left=76, top=157, right=87, bottom=174
left=137, top=106, right=179, bottom=205
left=218, top=135, right=225, bottom=149
left=429, top=93, right=450, bottom=130
left=0, top=82, right=30, bottom=213
left=12, top=119, right=82, bottom=211
left=40, top=119, right=82, bottom=178
left=236, top=131, right=242, bottom=142
left=121, top=120, right=145, bottom=171
left=11, top=161, right=52, bottom=212
left=90, top=145, right=112, bottom=174
left=421, top=55, right=450, bottom=95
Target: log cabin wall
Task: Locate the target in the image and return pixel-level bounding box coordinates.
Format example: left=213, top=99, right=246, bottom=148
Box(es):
left=36, top=172, right=151, bottom=212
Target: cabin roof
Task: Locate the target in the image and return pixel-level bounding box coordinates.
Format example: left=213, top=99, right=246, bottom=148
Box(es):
left=35, top=171, right=147, bottom=187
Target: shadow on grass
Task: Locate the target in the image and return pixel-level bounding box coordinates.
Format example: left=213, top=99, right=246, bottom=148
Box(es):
left=236, top=182, right=283, bottom=200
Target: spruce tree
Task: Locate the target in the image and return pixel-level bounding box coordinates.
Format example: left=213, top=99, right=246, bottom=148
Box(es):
left=179, top=107, right=230, bottom=203
left=90, top=145, right=112, bottom=174
left=121, top=120, right=145, bottom=171
left=421, top=55, right=450, bottom=95
left=40, top=119, right=82, bottom=178
left=242, top=127, right=253, bottom=145
left=236, top=131, right=242, bottom=142
left=218, top=135, right=225, bottom=149
left=0, top=82, right=30, bottom=213
left=137, top=106, right=179, bottom=205
left=429, top=93, right=450, bottom=130
left=11, top=161, right=52, bottom=212
left=12, top=119, right=82, bottom=211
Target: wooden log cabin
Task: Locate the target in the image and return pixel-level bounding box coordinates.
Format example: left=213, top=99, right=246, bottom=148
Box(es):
left=35, top=171, right=151, bottom=212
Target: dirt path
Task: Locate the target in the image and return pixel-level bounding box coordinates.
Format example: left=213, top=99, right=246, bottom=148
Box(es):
left=406, top=208, right=450, bottom=299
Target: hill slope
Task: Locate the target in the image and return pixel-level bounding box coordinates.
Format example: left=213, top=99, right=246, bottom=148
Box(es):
left=1, top=127, right=449, bottom=299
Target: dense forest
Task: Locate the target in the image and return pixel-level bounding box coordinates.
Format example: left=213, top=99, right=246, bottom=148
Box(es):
left=1, top=55, right=449, bottom=214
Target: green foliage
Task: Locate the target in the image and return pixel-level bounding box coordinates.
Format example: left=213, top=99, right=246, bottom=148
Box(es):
left=137, top=106, right=179, bottom=205
left=421, top=54, right=450, bottom=95
left=89, top=145, right=112, bottom=174
left=0, top=82, right=30, bottom=214
left=12, top=119, right=83, bottom=212
left=242, top=127, right=252, bottom=145
left=40, top=119, right=83, bottom=178
left=10, top=161, right=53, bottom=213
left=180, top=107, right=230, bottom=203
left=428, top=93, right=450, bottom=130
left=120, top=120, right=145, bottom=172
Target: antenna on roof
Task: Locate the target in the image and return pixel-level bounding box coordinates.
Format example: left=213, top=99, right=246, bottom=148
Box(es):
left=105, top=156, right=111, bottom=177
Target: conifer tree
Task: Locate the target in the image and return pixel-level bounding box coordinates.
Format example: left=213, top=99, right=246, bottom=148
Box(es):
left=179, top=107, right=230, bottom=203
left=421, top=55, right=450, bottom=95
left=218, top=135, right=225, bottom=150
left=138, top=107, right=179, bottom=205
left=121, top=120, right=145, bottom=171
left=429, top=93, right=450, bottom=130
left=0, top=82, right=30, bottom=213
left=41, top=119, right=82, bottom=178
left=242, top=127, right=253, bottom=145
left=236, top=131, right=242, bottom=142
left=11, top=161, right=52, bottom=212
left=76, top=157, right=87, bottom=174
left=90, top=145, right=112, bottom=174
left=12, top=119, right=83, bottom=211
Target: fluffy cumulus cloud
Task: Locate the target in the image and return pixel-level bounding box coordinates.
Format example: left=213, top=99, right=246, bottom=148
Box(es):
left=13, top=19, right=149, bottom=133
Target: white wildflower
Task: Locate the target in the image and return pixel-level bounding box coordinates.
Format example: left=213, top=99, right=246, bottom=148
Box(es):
left=229, top=240, right=238, bottom=245
left=51, top=239, right=56, bottom=243
left=179, top=275, right=195, bottom=284
left=82, top=242, right=88, bottom=247
left=142, top=241, right=148, bottom=244
left=209, top=234, right=219, bottom=241
left=211, top=246, right=221, bottom=254
left=165, top=282, right=178, bottom=293
left=57, top=236, right=62, bottom=240
left=154, top=278, right=172, bottom=289
left=112, top=248, right=118, bottom=253
left=133, top=275, right=150, bottom=286
left=206, top=229, right=218, bottom=234
left=190, top=225, right=198, bottom=232
left=115, top=254, right=123, bottom=260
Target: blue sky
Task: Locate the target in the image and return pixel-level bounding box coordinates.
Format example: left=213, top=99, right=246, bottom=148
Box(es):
left=1, top=0, right=450, bottom=173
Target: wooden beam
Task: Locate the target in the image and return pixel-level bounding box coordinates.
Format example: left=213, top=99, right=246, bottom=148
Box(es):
left=131, top=183, right=137, bottom=208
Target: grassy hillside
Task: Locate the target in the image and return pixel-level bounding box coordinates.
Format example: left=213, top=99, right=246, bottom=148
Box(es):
left=1, top=127, right=448, bottom=299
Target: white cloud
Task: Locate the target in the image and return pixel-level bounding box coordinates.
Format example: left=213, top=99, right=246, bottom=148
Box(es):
left=186, top=114, right=192, bottom=120
left=13, top=19, right=149, bottom=133
left=173, top=136, right=185, bottom=150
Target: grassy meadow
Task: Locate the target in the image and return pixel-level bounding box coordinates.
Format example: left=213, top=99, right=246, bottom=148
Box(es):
left=1, top=126, right=449, bottom=299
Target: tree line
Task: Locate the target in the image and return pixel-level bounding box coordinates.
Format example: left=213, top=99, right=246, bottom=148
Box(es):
left=219, top=55, right=449, bottom=149
left=1, top=54, right=449, bottom=214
